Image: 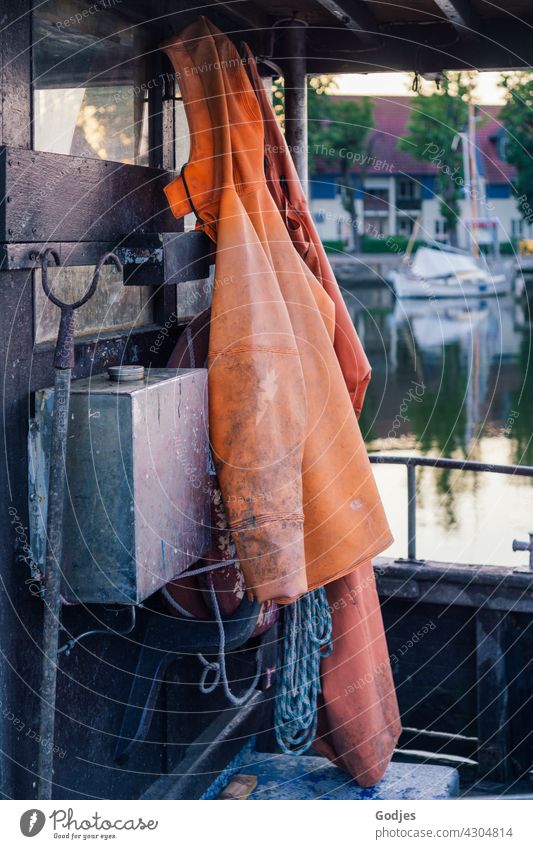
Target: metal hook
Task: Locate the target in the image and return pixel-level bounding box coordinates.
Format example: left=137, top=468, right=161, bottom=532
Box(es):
left=39, top=249, right=123, bottom=369
left=40, top=249, right=123, bottom=312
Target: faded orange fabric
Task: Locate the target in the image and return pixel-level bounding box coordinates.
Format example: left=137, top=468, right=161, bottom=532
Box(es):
left=243, top=44, right=370, bottom=415
left=162, top=17, right=392, bottom=604
left=313, top=570, right=401, bottom=785
left=243, top=49, right=401, bottom=783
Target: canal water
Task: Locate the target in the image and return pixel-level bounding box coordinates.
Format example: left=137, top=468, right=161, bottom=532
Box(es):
left=344, top=285, right=533, bottom=568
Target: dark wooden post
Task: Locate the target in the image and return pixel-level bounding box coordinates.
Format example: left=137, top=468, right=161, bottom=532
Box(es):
left=282, top=20, right=308, bottom=195
left=476, top=608, right=511, bottom=783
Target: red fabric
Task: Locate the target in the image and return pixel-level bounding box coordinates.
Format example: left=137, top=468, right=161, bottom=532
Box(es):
left=313, top=568, right=401, bottom=786
left=243, top=45, right=371, bottom=416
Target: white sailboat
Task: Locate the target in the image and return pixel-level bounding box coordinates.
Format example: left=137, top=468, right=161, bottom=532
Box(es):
left=388, top=101, right=511, bottom=300
left=388, top=246, right=509, bottom=299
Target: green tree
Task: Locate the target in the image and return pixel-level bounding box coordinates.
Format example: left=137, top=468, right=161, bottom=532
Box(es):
left=399, top=74, right=474, bottom=246
left=307, top=78, right=373, bottom=252
left=499, top=72, right=533, bottom=221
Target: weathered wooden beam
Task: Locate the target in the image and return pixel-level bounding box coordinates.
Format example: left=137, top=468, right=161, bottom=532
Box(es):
left=374, top=557, right=533, bottom=613
left=302, top=20, right=533, bottom=73
left=0, top=147, right=178, bottom=243
left=476, top=609, right=511, bottom=782
left=312, top=0, right=380, bottom=45
left=433, top=0, right=482, bottom=38
left=399, top=726, right=478, bottom=762
left=141, top=691, right=266, bottom=800
left=0, top=231, right=213, bottom=285
left=0, top=0, right=31, bottom=148
left=212, top=0, right=271, bottom=33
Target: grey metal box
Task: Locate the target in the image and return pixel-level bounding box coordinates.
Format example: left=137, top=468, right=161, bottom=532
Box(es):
left=29, top=368, right=210, bottom=604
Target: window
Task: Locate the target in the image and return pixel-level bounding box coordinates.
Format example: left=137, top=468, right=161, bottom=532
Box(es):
left=34, top=265, right=154, bottom=345
left=512, top=219, right=524, bottom=238
left=435, top=219, right=448, bottom=235
left=30, top=1, right=182, bottom=341
left=398, top=179, right=420, bottom=200
left=32, top=1, right=157, bottom=165
left=398, top=217, right=414, bottom=235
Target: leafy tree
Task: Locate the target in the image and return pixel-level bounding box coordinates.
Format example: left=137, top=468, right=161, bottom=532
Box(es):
left=399, top=73, right=475, bottom=246
left=271, top=75, right=373, bottom=250
left=307, top=78, right=373, bottom=251
left=499, top=72, right=533, bottom=220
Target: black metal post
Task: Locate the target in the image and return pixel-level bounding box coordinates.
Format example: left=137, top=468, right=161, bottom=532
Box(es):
left=282, top=20, right=308, bottom=194
left=37, top=251, right=122, bottom=799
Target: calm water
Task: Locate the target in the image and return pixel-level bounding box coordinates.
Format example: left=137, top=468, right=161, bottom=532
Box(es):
left=343, top=285, right=533, bottom=567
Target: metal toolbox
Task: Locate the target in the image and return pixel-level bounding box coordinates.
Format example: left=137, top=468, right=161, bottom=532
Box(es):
left=29, top=368, right=210, bottom=604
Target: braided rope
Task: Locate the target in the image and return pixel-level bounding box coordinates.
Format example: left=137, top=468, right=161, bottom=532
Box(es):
left=274, top=587, right=333, bottom=755
left=197, top=574, right=263, bottom=707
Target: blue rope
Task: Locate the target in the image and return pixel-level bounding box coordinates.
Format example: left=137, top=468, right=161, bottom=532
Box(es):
left=274, top=587, right=333, bottom=755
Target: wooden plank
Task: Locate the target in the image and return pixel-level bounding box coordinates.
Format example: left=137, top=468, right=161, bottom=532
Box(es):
left=433, top=0, right=481, bottom=38
left=303, top=20, right=533, bottom=74
left=0, top=1, right=31, bottom=148
left=399, top=727, right=478, bottom=762
left=1, top=231, right=214, bottom=286
left=476, top=609, right=511, bottom=782
left=383, top=599, right=477, bottom=737
left=374, top=557, right=533, bottom=613
left=142, top=691, right=266, bottom=800
left=0, top=269, right=41, bottom=798
left=0, top=147, right=178, bottom=243
left=312, top=0, right=380, bottom=44
left=0, top=1, right=33, bottom=798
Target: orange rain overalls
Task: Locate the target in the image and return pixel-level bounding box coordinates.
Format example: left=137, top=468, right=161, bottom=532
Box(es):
left=243, top=48, right=401, bottom=785
left=162, top=17, right=392, bottom=606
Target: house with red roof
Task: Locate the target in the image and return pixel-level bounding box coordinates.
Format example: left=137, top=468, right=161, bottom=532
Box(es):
left=309, top=96, right=524, bottom=251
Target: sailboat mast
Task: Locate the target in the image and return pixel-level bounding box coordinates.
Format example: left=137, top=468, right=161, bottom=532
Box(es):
left=468, top=99, right=479, bottom=258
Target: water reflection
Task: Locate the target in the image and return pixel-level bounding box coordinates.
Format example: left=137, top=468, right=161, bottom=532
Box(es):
left=343, top=285, right=533, bottom=566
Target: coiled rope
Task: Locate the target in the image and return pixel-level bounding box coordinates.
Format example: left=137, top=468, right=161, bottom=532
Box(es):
left=274, top=587, right=333, bottom=755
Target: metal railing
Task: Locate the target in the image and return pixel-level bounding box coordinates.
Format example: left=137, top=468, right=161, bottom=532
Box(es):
left=368, top=454, right=533, bottom=565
